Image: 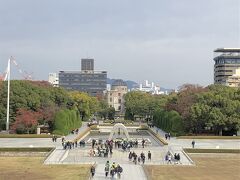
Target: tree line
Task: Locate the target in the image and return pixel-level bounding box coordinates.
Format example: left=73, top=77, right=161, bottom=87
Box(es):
left=124, top=84, right=240, bottom=136
left=0, top=80, right=113, bottom=135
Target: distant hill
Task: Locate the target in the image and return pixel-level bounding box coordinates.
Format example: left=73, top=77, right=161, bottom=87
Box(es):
left=107, top=78, right=138, bottom=90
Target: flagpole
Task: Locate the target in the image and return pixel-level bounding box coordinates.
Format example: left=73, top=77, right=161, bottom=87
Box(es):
left=6, top=58, right=10, bottom=132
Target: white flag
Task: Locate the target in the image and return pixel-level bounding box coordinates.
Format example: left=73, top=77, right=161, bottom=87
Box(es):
left=4, top=59, right=10, bottom=81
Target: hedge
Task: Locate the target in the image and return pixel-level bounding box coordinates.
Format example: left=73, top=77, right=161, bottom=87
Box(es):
left=53, top=109, right=82, bottom=135
left=184, top=148, right=240, bottom=154
left=153, top=109, right=184, bottom=136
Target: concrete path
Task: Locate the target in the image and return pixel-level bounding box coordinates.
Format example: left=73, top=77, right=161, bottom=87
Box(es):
left=92, top=163, right=147, bottom=180
left=0, top=138, right=61, bottom=148
left=65, top=122, right=88, bottom=141
left=150, top=126, right=240, bottom=149
left=169, top=138, right=240, bottom=149
left=151, top=126, right=167, bottom=137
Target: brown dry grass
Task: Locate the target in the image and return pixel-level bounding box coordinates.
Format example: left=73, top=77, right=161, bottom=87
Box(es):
left=144, top=154, right=240, bottom=180
left=0, top=157, right=90, bottom=180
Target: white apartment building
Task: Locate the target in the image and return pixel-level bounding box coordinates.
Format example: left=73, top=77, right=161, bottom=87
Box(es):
left=132, top=80, right=168, bottom=95
left=48, top=73, right=59, bottom=87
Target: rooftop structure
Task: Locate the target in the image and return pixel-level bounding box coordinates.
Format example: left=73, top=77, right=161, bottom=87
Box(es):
left=81, top=58, right=94, bottom=71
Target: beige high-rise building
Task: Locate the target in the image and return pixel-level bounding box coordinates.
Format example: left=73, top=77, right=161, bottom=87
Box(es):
left=106, top=79, right=128, bottom=113
left=214, top=48, right=240, bottom=87
left=225, top=68, right=240, bottom=87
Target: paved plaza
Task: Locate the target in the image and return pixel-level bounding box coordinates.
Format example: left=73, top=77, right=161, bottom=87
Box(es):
left=1, top=123, right=240, bottom=180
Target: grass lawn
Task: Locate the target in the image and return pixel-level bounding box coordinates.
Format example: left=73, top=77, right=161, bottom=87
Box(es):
left=177, top=136, right=240, bottom=139
left=183, top=148, right=240, bottom=154
left=144, top=153, right=240, bottom=180
left=0, top=157, right=90, bottom=180
left=0, top=134, right=60, bottom=138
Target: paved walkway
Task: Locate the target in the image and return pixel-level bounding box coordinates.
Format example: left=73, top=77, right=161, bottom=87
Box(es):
left=0, top=138, right=61, bottom=148
left=65, top=122, right=88, bottom=141
left=150, top=126, right=240, bottom=149
left=92, top=163, right=147, bottom=180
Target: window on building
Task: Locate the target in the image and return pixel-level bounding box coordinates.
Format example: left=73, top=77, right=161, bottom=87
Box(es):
left=118, top=93, right=121, bottom=96
left=110, top=98, right=112, bottom=102
left=118, top=99, right=121, bottom=103
left=118, top=106, right=121, bottom=110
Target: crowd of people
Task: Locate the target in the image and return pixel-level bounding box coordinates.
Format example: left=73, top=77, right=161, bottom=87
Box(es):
left=90, top=161, right=123, bottom=179
left=105, top=161, right=123, bottom=179
left=61, top=136, right=85, bottom=150
left=128, top=151, right=151, bottom=165
left=90, top=139, right=113, bottom=157
left=88, top=138, right=149, bottom=158
left=165, top=152, right=181, bottom=164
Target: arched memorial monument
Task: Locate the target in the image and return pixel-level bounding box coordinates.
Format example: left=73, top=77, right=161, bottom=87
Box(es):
left=108, top=123, right=130, bottom=140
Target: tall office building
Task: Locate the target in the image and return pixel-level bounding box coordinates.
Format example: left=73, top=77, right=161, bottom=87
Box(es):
left=59, top=59, right=107, bottom=96
left=213, top=48, right=240, bottom=87
left=81, top=58, right=94, bottom=71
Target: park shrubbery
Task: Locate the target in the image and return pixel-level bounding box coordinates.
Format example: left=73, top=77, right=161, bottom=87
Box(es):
left=153, top=109, right=184, bottom=136
left=53, top=109, right=82, bottom=135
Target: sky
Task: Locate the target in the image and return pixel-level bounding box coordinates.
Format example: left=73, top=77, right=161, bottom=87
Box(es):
left=0, top=0, right=239, bottom=89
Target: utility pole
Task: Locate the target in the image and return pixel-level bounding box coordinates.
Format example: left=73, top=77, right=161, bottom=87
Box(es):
left=6, top=58, right=11, bottom=132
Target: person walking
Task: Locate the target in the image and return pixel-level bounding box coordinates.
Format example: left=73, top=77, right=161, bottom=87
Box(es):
left=128, top=151, right=132, bottom=161
left=165, top=133, right=168, bottom=140
left=138, top=156, right=141, bottom=164
left=142, top=155, right=145, bottom=164
left=142, top=139, right=145, bottom=148
left=110, top=166, right=115, bottom=178
left=192, top=140, right=195, bottom=148
left=116, top=164, right=123, bottom=179
left=134, top=154, right=137, bottom=165
left=105, top=161, right=110, bottom=177
left=90, top=164, right=96, bottom=178
left=167, top=153, right=172, bottom=164
left=148, top=151, right=151, bottom=161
